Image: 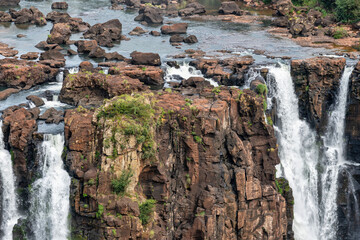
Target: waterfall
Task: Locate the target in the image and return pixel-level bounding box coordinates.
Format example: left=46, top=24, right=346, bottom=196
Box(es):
left=268, top=64, right=320, bottom=240
left=0, top=121, right=19, bottom=239
left=268, top=64, right=355, bottom=240
left=164, top=62, right=218, bottom=87
left=29, top=134, right=70, bottom=240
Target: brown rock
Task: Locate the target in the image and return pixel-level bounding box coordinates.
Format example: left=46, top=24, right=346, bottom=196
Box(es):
left=47, top=23, right=72, bottom=44
left=83, top=19, right=122, bottom=47
left=51, top=2, right=69, bottom=10
left=161, top=23, right=188, bottom=34
left=26, top=95, right=45, bottom=107
left=130, top=51, right=161, bottom=66
left=0, top=88, right=21, bottom=100
left=20, top=52, right=39, bottom=60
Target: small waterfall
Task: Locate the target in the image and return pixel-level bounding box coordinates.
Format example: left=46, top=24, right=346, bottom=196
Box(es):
left=29, top=134, right=70, bottom=240
left=268, top=64, right=320, bottom=240
left=164, top=62, right=218, bottom=87
left=268, top=64, right=355, bottom=240
left=0, top=121, right=19, bottom=239
left=319, top=66, right=354, bottom=240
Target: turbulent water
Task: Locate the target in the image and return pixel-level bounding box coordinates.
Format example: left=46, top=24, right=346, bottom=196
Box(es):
left=269, top=64, right=356, bottom=240
left=29, top=134, right=70, bottom=240
left=0, top=121, right=19, bottom=240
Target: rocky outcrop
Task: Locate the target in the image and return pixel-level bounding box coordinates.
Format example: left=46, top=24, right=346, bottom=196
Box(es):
left=63, top=84, right=288, bottom=239
left=291, top=57, right=346, bottom=132
left=218, top=2, right=243, bottom=16
left=46, top=11, right=90, bottom=32
left=0, top=42, right=18, bottom=57
left=0, top=0, right=19, bottom=6
left=191, top=56, right=255, bottom=86
left=134, top=6, right=163, bottom=24
left=47, top=23, right=72, bottom=45
left=345, top=61, right=360, bottom=163
left=39, top=108, right=64, bottom=124
left=178, top=2, right=206, bottom=17
left=59, top=71, right=147, bottom=107
left=0, top=58, right=59, bottom=90
left=75, top=40, right=106, bottom=58
left=83, top=19, right=122, bottom=47
left=51, top=2, right=69, bottom=10
left=26, top=95, right=44, bottom=107
left=130, top=51, right=161, bottom=66
left=161, top=23, right=188, bottom=34
left=9, top=7, right=47, bottom=26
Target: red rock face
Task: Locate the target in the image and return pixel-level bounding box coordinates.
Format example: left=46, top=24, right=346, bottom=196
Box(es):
left=63, top=85, right=288, bottom=239
left=291, top=57, right=346, bottom=132
left=0, top=58, right=59, bottom=90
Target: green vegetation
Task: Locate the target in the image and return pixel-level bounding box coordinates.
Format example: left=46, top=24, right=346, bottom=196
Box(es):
left=212, top=86, right=221, bottom=95
left=275, top=178, right=291, bottom=196
left=256, top=84, right=268, bottom=95
left=97, top=94, right=157, bottom=160
left=112, top=229, right=116, bottom=236
left=111, top=169, right=133, bottom=195
left=267, top=116, right=273, bottom=126
left=333, top=27, right=348, bottom=39
left=96, top=204, right=104, bottom=219
left=139, top=199, right=157, bottom=225
left=195, top=211, right=205, bottom=217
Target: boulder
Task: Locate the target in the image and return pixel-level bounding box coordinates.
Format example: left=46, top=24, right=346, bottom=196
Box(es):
left=178, top=2, right=206, bottom=17
left=218, top=2, right=242, bottom=15
left=51, top=2, right=69, bottom=9
left=20, top=52, right=39, bottom=60
left=0, top=11, right=12, bottom=22
left=150, top=30, right=161, bottom=36
left=88, top=46, right=106, bottom=58
left=125, top=0, right=141, bottom=8
left=39, top=49, right=65, bottom=62
left=39, top=108, right=64, bottom=124
left=129, top=26, right=147, bottom=35
left=26, top=95, right=45, bottom=107
left=170, top=35, right=184, bottom=43
left=134, top=6, right=163, bottom=24
left=0, top=0, right=20, bottom=6
left=46, top=11, right=71, bottom=23
left=47, top=23, right=72, bottom=44
left=275, top=0, right=293, bottom=16
left=104, top=52, right=125, bottom=61
left=130, top=51, right=161, bottom=66
left=83, top=19, right=122, bottom=47
left=0, top=88, right=21, bottom=100
left=35, top=41, right=59, bottom=51
left=184, top=35, right=198, bottom=43
left=75, top=40, right=99, bottom=54
left=79, top=61, right=94, bottom=72
left=10, top=7, right=47, bottom=26
left=161, top=23, right=188, bottom=34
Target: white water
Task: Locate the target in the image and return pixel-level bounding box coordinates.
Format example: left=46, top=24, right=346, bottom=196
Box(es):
left=164, top=62, right=218, bottom=87
left=0, top=121, right=19, bottom=239
left=269, top=64, right=320, bottom=240
left=30, top=134, right=70, bottom=240
left=269, top=64, right=354, bottom=240
left=319, top=66, right=354, bottom=240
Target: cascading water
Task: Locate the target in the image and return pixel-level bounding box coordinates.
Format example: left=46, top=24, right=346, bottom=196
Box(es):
left=319, top=66, right=354, bottom=240
left=268, top=63, right=355, bottom=240
left=29, top=134, right=70, bottom=240
left=268, top=64, right=320, bottom=240
left=0, top=121, right=19, bottom=239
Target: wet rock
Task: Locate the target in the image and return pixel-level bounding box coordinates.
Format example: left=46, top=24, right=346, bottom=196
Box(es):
left=108, top=61, right=164, bottom=86
left=39, top=108, right=64, bottom=124
left=129, top=26, right=147, bottom=35
left=130, top=51, right=161, bottom=66
left=39, top=49, right=65, bottom=62
left=59, top=71, right=147, bottom=107
left=161, top=23, right=188, bottom=34
left=17, top=34, right=26, bottom=38
left=0, top=0, right=19, bottom=6
left=181, top=76, right=210, bottom=89
left=51, top=2, right=69, bottom=10
left=88, top=46, right=106, bottom=58
left=218, top=2, right=242, bottom=15
left=0, top=42, right=18, bottom=57
left=291, top=57, right=346, bottom=132
left=111, top=3, right=124, bottom=10
left=26, top=95, right=45, bottom=107
left=83, top=19, right=122, bottom=47
left=35, top=41, right=59, bottom=51
left=104, top=52, right=125, bottom=61
left=178, top=2, right=206, bottom=17
left=79, top=61, right=94, bottom=72
left=274, top=0, right=293, bottom=16
left=272, top=16, right=288, bottom=28
left=46, top=11, right=71, bottom=22
left=0, top=88, right=21, bottom=100
left=0, top=11, right=12, bottom=22
left=10, top=7, right=47, bottom=26
left=183, top=35, right=198, bottom=43
left=169, top=34, right=184, bottom=43
left=0, top=58, right=59, bottom=89
left=125, top=0, right=141, bottom=8
left=135, top=6, right=163, bottom=24
left=47, top=23, right=72, bottom=44
left=75, top=40, right=98, bottom=54
left=250, top=76, right=266, bottom=91
left=150, top=30, right=161, bottom=36
left=67, top=49, right=78, bottom=55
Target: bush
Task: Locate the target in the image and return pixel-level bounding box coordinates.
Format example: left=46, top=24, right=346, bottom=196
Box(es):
left=333, top=27, right=348, bottom=38
left=139, top=199, right=156, bottom=225
left=256, top=84, right=268, bottom=95
left=335, top=0, right=360, bottom=22
left=111, top=169, right=133, bottom=195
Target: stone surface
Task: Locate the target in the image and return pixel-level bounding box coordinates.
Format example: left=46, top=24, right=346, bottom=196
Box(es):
left=51, top=2, right=69, bottom=9
left=26, top=95, right=45, bottom=107
left=161, top=23, right=188, bottom=34
left=47, top=23, right=72, bottom=44
left=219, top=2, right=243, bottom=15
left=134, top=6, right=163, bottom=24
left=0, top=0, right=19, bottom=6
left=178, top=2, right=206, bottom=17
left=291, top=57, right=346, bottom=132
left=130, top=51, right=161, bottom=66
left=83, top=19, right=122, bottom=47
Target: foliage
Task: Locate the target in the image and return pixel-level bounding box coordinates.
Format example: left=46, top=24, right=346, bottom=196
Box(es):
left=336, top=0, right=360, bottom=22
left=256, top=84, right=268, bottom=95
left=332, top=27, right=348, bottom=39
left=111, top=169, right=133, bottom=195
left=96, top=204, right=104, bottom=219
left=139, top=199, right=157, bottom=225
left=97, top=94, right=157, bottom=160
left=267, top=116, right=273, bottom=126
